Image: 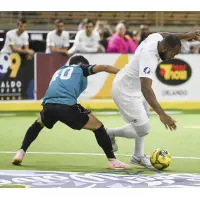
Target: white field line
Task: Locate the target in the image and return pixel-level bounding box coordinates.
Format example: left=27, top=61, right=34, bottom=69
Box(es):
left=184, top=126, right=200, bottom=129
left=0, top=151, right=200, bottom=160
left=0, top=113, right=17, bottom=117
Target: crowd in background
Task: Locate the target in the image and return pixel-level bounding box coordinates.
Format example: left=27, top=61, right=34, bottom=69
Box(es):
left=73, top=18, right=149, bottom=54
left=1, top=18, right=200, bottom=57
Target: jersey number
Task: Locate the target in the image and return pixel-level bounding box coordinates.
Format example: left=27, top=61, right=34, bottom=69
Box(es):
left=51, top=67, right=74, bottom=82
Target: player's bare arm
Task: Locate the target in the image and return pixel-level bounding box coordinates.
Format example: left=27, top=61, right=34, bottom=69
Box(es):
left=10, top=44, right=34, bottom=55
left=92, top=65, right=120, bottom=74
left=9, top=45, right=31, bottom=54
left=159, top=30, right=200, bottom=41
left=24, top=45, right=35, bottom=55
left=140, top=77, right=177, bottom=131
left=49, top=45, right=68, bottom=54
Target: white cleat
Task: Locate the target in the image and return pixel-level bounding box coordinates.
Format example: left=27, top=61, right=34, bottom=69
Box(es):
left=129, top=154, right=154, bottom=169
left=110, top=136, right=118, bottom=152
left=12, top=149, right=25, bottom=165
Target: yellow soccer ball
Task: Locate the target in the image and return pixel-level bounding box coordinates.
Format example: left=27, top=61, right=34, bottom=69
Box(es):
left=150, top=149, right=172, bottom=170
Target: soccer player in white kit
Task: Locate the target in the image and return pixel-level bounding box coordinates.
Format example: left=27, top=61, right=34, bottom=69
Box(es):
left=1, top=19, right=34, bottom=57
left=106, top=31, right=200, bottom=168
left=45, top=19, right=70, bottom=54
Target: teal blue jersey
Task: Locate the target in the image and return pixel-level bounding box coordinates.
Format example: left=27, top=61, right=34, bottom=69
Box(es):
left=42, top=64, right=95, bottom=105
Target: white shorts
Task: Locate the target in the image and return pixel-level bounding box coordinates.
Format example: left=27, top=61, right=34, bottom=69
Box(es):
left=112, top=84, right=150, bottom=126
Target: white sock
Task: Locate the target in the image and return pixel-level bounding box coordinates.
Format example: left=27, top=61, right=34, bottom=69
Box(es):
left=134, top=136, right=145, bottom=157
left=107, top=124, right=138, bottom=138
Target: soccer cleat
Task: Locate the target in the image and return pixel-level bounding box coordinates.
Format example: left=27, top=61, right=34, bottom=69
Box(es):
left=129, top=154, right=154, bottom=169
left=108, top=159, right=130, bottom=170
left=109, top=135, right=118, bottom=152
left=12, top=149, right=25, bottom=165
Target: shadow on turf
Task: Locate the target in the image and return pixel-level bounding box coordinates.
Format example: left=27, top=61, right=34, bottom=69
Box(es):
left=11, top=162, right=172, bottom=174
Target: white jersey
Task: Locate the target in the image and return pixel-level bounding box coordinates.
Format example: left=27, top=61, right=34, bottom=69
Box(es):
left=1, top=29, right=29, bottom=53
left=114, top=33, right=163, bottom=97
left=68, top=30, right=100, bottom=54
left=46, top=30, right=70, bottom=53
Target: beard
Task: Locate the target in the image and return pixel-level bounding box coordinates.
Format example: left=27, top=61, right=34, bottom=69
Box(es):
left=158, top=51, right=168, bottom=61
left=57, top=30, right=62, bottom=35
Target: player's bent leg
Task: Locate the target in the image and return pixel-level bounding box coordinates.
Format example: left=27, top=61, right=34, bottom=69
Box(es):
left=12, top=116, right=44, bottom=165
left=107, top=124, right=139, bottom=138
left=82, top=113, right=102, bottom=131
left=134, top=122, right=150, bottom=137
left=106, top=122, right=150, bottom=152
left=83, top=114, right=129, bottom=170
left=106, top=124, right=139, bottom=152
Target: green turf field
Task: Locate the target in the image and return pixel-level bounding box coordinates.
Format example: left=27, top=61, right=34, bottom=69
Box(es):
left=0, top=112, right=200, bottom=174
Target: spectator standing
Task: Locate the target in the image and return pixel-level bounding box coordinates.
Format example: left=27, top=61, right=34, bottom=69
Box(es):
left=68, top=20, right=102, bottom=54
left=107, top=23, right=137, bottom=53
left=1, top=19, right=34, bottom=58
left=46, top=19, right=70, bottom=54
left=78, top=18, right=88, bottom=31
left=119, top=21, right=133, bottom=38
left=139, top=24, right=149, bottom=44
left=132, top=30, right=141, bottom=49
left=94, top=20, right=113, bottom=39
left=94, top=20, right=113, bottom=51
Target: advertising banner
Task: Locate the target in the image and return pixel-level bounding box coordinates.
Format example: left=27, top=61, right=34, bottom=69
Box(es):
left=35, top=53, right=200, bottom=102
left=79, top=54, right=200, bottom=102
left=153, top=54, right=200, bottom=101
left=0, top=53, right=34, bottom=100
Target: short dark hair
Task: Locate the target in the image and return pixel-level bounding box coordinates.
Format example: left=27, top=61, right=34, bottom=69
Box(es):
left=17, top=19, right=27, bottom=26
left=69, top=55, right=89, bottom=65
left=163, top=34, right=181, bottom=48
left=55, top=19, right=64, bottom=24
left=86, top=20, right=94, bottom=26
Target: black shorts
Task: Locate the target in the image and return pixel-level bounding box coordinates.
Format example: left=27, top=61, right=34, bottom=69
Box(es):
left=40, top=103, right=91, bottom=130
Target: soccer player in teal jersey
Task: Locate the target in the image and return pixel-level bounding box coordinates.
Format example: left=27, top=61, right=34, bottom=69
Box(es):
left=12, top=55, right=129, bottom=170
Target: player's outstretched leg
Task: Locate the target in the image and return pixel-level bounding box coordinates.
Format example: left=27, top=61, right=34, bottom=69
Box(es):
left=83, top=114, right=130, bottom=170
left=12, top=119, right=44, bottom=165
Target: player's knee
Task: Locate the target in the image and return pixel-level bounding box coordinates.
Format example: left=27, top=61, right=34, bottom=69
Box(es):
left=134, top=123, right=150, bottom=137
left=94, top=120, right=103, bottom=130
left=37, top=115, right=45, bottom=128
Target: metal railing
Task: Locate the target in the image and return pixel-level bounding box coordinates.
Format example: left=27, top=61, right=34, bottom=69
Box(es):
left=0, top=11, right=200, bottom=32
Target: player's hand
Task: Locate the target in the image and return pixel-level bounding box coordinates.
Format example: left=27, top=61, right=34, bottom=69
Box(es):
left=194, top=30, right=200, bottom=41
left=62, top=49, right=68, bottom=55
left=26, top=49, right=35, bottom=56
left=190, top=30, right=200, bottom=41
left=97, top=45, right=105, bottom=52
left=26, top=54, right=33, bottom=60
left=159, top=114, right=177, bottom=131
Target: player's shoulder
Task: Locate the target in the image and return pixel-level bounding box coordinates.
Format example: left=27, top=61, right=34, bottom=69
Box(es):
left=23, top=31, right=29, bottom=38
left=92, top=31, right=100, bottom=37
left=77, top=29, right=85, bottom=36
left=62, top=30, right=69, bottom=36
left=61, top=64, right=82, bottom=71
left=6, top=29, right=16, bottom=36
left=147, top=33, right=163, bottom=41
left=47, top=30, right=56, bottom=36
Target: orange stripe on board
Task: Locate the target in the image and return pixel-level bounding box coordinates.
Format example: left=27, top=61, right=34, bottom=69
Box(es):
left=93, top=54, right=128, bottom=99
